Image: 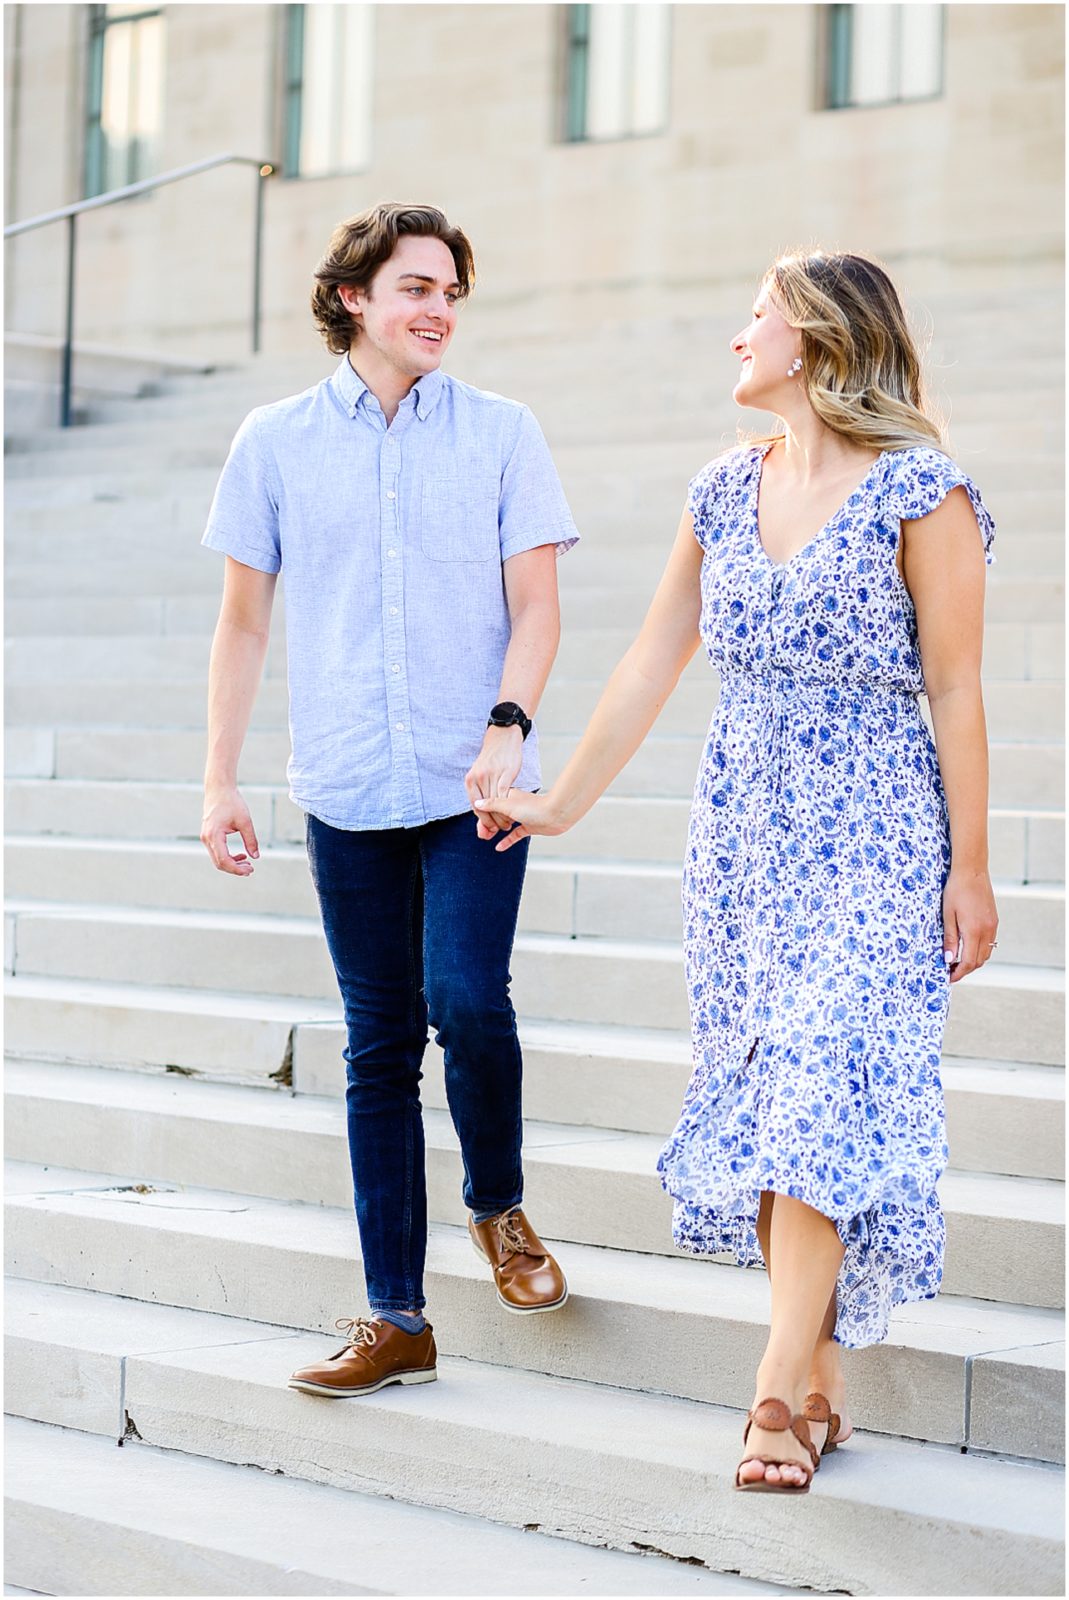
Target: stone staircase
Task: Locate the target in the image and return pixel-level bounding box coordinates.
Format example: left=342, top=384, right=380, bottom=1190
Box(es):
left=4, top=308, right=1065, bottom=1595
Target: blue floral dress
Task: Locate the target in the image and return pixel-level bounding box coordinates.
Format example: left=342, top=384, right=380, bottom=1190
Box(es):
left=657, top=443, right=995, bottom=1348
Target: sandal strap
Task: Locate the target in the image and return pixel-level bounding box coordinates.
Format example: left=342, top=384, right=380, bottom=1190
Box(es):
left=739, top=1397, right=818, bottom=1478
left=792, top=1416, right=820, bottom=1471
left=802, top=1391, right=842, bottom=1454
left=743, top=1396, right=793, bottom=1441
left=802, top=1391, right=831, bottom=1424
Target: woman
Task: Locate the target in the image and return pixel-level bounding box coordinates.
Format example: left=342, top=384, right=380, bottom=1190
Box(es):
left=476, top=250, right=999, bottom=1493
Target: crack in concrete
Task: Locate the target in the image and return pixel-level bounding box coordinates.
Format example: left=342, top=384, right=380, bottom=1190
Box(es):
left=120, top=1409, right=142, bottom=1447
left=630, top=1541, right=706, bottom=1567
left=271, top=1028, right=295, bottom=1091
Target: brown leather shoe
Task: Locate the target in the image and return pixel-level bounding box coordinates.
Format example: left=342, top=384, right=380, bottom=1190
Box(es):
left=469, top=1207, right=568, bottom=1314
left=288, top=1316, right=437, bottom=1397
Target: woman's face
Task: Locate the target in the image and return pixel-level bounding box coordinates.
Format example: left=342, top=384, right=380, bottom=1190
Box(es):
left=730, top=283, right=802, bottom=410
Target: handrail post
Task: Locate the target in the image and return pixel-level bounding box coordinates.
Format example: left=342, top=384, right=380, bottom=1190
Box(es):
left=252, top=166, right=269, bottom=355
left=61, top=212, right=77, bottom=427
left=4, top=154, right=275, bottom=421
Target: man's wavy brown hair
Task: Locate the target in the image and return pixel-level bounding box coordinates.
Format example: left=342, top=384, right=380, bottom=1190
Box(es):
left=311, top=202, right=475, bottom=355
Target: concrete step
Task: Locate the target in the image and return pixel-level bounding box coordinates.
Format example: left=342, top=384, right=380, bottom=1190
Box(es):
left=5, top=559, right=222, bottom=601
left=3, top=973, right=338, bottom=1088
left=5, top=755, right=1062, bottom=881
left=5, top=723, right=1065, bottom=817
left=5, top=836, right=1062, bottom=967
left=13, top=388, right=1064, bottom=476
left=5, top=898, right=1065, bottom=1065
left=5, top=1062, right=1064, bottom=1307
left=3, top=1409, right=777, bottom=1599
left=5, top=1176, right=1065, bottom=1464
left=3, top=600, right=1063, bottom=684
left=6, top=637, right=1063, bottom=741
left=2, top=475, right=1065, bottom=565
left=6, top=372, right=1064, bottom=460
left=1, top=1254, right=1062, bottom=1596
left=560, top=571, right=1065, bottom=630
left=3, top=777, right=296, bottom=847
left=5, top=975, right=1064, bottom=1181
left=0, top=1414, right=777, bottom=1600
left=4, top=533, right=1063, bottom=629
left=6, top=895, right=1065, bottom=1064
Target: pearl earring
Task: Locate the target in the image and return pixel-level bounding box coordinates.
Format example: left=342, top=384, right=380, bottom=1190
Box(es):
left=787, top=357, right=803, bottom=377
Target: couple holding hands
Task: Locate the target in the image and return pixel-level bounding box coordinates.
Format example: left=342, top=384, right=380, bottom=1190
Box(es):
left=201, top=202, right=996, bottom=1494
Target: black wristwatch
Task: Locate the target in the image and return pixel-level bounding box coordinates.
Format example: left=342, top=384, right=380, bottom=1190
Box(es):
left=487, top=700, right=532, bottom=740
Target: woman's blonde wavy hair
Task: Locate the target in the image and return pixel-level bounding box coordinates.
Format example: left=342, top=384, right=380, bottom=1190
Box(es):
left=748, top=250, right=946, bottom=455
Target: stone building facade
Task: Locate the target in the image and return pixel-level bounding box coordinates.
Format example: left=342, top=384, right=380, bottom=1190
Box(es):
left=3, top=2, right=1063, bottom=388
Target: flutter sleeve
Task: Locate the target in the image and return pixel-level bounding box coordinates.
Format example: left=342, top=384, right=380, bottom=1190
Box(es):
left=687, top=447, right=743, bottom=553
left=887, top=446, right=996, bottom=565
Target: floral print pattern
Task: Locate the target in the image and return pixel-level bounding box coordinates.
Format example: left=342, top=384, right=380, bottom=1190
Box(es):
left=657, top=444, right=995, bottom=1348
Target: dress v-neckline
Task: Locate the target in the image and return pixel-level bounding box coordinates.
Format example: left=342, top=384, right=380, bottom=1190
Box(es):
left=752, top=442, right=886, bottom=570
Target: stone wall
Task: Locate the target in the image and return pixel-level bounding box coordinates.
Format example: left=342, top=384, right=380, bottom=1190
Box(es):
left=3, top=3, right=1063, bottom=365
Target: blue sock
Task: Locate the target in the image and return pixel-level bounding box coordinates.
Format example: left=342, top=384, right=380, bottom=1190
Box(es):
left=472, top=1204, right=519, bottom=1224
left=374, top=1309, right=427, bottom=1335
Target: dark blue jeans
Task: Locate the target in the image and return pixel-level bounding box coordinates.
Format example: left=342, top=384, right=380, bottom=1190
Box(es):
left=306, top=809, right=529, bottom=1312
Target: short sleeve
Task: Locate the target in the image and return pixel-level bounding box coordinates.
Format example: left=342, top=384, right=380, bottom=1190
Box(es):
left=201, top=409, right=282, bottom=574
left=887, top=447, right=996, bottom=566
left=498, top=406, right=580, bottom=562
left=687, top=447, right=744, bottom=552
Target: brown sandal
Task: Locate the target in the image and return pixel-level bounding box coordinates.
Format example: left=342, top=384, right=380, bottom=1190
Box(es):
left=735, top=1397, right=818, bottom=1493
left=803, top=1391, right=843, bottom=1462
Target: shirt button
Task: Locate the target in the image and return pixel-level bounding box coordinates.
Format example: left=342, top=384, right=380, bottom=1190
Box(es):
left=387, top=549, right=397, bottom=558
left=389, top=606, right=398, bottom=616
left=395, top=722, right=405, bottom=732
left=387, top=490, right=396, bottom=500
left=391, top=664, right=400, bottom=674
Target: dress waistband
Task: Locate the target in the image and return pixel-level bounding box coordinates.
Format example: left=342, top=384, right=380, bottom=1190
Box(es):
left=718, top=668, right=919, bottom=704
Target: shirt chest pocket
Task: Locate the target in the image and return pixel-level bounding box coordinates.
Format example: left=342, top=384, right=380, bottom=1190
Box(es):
left=420, top=474, right=501, bottom=562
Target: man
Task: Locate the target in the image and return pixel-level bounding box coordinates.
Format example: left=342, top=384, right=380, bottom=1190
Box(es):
left=200, top=203, right=578, bottom=1398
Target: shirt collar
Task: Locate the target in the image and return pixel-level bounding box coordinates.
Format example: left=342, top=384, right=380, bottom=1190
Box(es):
left=331, top=356, right=444, bottom=420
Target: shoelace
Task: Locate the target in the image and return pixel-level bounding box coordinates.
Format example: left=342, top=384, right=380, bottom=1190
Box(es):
left=334, top=1316, right=379, bottom=1350
left=495, top=1211, right=532, bottom=1256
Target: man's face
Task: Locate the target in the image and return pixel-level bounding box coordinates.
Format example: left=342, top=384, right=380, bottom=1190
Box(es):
left=341, top=234, right=461, bottom=378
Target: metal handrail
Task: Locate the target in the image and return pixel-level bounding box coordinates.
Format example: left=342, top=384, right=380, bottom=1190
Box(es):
left=4, top=152, right=275, bottom=426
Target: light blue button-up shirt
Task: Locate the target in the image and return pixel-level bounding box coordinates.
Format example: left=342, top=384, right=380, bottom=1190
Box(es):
left=202, top=357, right=579, bottom=829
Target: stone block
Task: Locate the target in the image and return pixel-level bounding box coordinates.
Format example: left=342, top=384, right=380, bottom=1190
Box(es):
left=4, top=727, right=54, bottom=778
left=3, top=777, right=274, bottom=843
left=8, top=1171, right=1065, bottom=1456
left=5, top=1411, right=760, bottom=1598
left=5, top=1278, right=298, bottom=1437
left=6, top=1063, right=1063, bottom=1306
left=943, top=964, right=1064, bottom=1066
left=115, top=1338, right=1067, bottom=1597
left=1028, top=814, right=1065, bottom=884
left=4, top=974, right=337, bottom=1085
left=969, top=1341, right=1065, bottom=1463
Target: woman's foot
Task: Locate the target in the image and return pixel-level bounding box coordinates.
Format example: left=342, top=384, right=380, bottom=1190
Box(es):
left=805, top=1343, right=853, bottom=1454
left=736, top=1396, right=816, bottom=1490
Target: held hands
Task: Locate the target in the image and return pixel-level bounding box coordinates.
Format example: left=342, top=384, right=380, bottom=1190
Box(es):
left=201, top=785, right=260, bottom=876
left=942, top=867, right=999, bottom=983
left=472, top=789, right=568, bottom=851
left=465, top=724, right=528, bottom=841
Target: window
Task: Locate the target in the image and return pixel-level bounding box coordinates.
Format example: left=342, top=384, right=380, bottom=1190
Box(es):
left=284, top=4, right=373, bottom=178
left=564, top=4, right=670, bottom=142
left=85, top=4, right=164, bottom=197
left=826, top=4, right=943, bottom=109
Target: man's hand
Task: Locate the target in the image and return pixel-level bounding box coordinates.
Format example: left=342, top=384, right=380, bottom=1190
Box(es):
left=201, top=785, right=261, bottom=875
left=465, top=725, right=524, bottom=840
